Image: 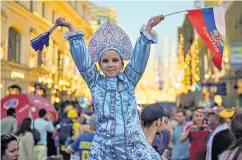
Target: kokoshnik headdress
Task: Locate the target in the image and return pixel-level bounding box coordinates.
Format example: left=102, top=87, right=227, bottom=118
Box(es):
left=88, top=21, right=132, bottom=62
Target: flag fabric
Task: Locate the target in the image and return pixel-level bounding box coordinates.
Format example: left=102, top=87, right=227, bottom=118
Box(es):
left=187, top=5, right=228, bottom=70
left=30, top=32, right=50, bottom=52
left=30, top=25, right=57, bottom=52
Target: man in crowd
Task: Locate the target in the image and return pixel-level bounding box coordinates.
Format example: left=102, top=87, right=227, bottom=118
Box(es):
left=179, top=108, right=210, bottom=160
left=34, top=108, right=55, bottom=160
left=199, top=107, right=233, bottom=160
left=171, top=109, right=189, bottom=160
left=162, top=107, right=177, bottom=160
left=141, top=103, right=172, bottom=156
left=1, top=108, right=17, bottom=135
left=57, top=108, right=78, bottom=160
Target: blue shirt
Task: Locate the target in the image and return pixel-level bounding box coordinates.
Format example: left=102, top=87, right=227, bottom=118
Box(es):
left=71, top=132, right=95, bottom=160
left=152, top=130, right=171, bottom=155
left=32, top=118, right=54, bottom=145
left=171, top=124, right=189, bottom=160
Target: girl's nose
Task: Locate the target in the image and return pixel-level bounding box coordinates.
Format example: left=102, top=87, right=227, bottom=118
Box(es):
left=108, top=61, right=113, bottom=66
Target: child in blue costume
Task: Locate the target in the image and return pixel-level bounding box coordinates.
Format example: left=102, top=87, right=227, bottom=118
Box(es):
left=55, top=15, right=164, bottom=160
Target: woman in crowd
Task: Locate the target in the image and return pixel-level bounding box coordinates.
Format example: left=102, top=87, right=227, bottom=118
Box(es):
left=220, top=113, right=242, bottom=160
left=1, top=134, right=19, bottom=160
left=16, top=117, right=36, bottom=160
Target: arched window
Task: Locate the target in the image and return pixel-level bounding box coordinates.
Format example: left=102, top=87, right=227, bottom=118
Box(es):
left=42, top=2, right=45, bottom=18
left=8, top=27, right=21, bottom=63
left=30, top=0, right=34, bottom=12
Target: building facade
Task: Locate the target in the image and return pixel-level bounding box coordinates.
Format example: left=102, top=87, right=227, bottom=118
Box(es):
left=1, top=1, right=93, bottom=103
left=89, top=3, right=117, bottom=32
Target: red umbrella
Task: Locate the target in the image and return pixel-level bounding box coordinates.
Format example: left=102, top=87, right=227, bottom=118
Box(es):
left=1, top=94, right=57, bottom=125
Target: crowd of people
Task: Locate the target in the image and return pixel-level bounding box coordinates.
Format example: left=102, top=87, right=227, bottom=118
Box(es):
left=139, top=104, right=242, bottom=160
left=1, top=102, right=94, bottom=160
left=1, top=14, right=242, bottom=160
left=1, top=102, right=242, bottom=160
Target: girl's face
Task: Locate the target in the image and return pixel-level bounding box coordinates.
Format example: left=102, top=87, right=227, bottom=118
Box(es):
left=99, top=50, right=124, bottom=78
left=3, top=140, right=19, bottom=160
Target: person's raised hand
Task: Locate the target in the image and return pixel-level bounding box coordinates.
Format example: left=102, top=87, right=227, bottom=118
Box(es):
left=55, top=17, right=71, bottom=27
left=146, top=15, right=164, bottom=33
left=55, top=17, right=74, bottom=32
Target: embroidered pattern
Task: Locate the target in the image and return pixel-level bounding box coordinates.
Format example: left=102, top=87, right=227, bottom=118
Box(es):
left=124, top=65, right=141, bottom=87
left=88, top=21, right=133, bottom=62
left=80, top=63, right=99, bottom=89
left=84, top=66, right=160, bottom=160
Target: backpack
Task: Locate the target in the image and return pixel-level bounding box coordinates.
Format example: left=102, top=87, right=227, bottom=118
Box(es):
left=58, top=118, right=73, bottom=144
left=32, top=120, right=41, bottom=145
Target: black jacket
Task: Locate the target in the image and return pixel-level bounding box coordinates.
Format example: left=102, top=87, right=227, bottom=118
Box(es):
left=212, top=129, right=232, bottom=160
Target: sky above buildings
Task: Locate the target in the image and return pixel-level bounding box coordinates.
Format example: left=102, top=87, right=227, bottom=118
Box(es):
left=91, top=0, right=196, bottom=64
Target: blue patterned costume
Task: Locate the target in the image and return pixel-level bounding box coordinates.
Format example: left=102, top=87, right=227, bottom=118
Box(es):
left=65, top=24, right=160, bottom=160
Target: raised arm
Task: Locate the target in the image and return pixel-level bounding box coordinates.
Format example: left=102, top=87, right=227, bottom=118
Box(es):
left=179, top=127, right=191, bottom=142
left=55, top=17, right=99, bottom=88
left=124, top=15, right=164, bottom=86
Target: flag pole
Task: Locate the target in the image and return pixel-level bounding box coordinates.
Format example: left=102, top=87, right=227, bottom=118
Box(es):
left=163, top=3, right=229, bottom=17
left=48, top=25, right=58, bottom=34
left=164, top=10, right=187, bottom=17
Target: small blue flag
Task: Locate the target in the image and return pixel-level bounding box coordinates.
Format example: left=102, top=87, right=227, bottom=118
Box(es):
left=30, top=25, right=58, bottom=52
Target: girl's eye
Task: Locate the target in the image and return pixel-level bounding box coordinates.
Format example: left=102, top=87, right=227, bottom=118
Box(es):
left=102, top=59, right=108, bottom=63
left=113, top=58, right=119, bottom=62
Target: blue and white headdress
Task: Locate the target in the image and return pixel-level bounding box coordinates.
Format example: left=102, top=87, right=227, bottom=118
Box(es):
left=88, top=21, right=132, bottom=62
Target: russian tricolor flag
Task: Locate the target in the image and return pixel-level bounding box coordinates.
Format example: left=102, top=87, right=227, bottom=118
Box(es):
left=188, top=4, right=228, bottom=70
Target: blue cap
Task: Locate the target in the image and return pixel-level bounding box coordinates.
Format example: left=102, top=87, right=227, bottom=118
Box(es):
left=141, top=103, right=165, bottom=123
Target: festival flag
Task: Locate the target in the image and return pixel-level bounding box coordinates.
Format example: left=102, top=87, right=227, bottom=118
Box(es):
left=187, top=5, right=228, bottom=70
